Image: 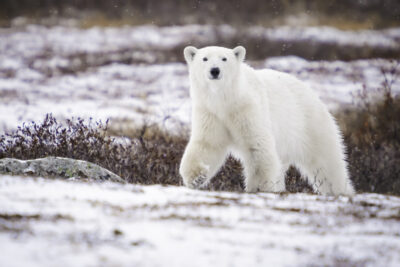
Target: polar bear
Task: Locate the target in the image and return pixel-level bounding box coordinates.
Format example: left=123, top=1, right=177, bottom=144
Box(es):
left=179, top=46, right=355, bottom=195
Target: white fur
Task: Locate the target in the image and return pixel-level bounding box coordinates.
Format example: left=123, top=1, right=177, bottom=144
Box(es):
left=180, top=46, right=355, bottom=195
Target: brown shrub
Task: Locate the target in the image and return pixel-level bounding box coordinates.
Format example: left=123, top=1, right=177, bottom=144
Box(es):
left=337, top=67, right=400, bottom=195
left=0, top=114, right=244, bottom=190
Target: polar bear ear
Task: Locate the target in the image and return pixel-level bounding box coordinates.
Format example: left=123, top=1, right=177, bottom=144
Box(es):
left=184, top=46, right=198, bottom=63
left=233, top=46, right=246, bottom=62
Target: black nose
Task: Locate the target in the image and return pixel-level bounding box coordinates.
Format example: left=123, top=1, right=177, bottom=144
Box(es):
left=210, top=67, right=220, bottom=78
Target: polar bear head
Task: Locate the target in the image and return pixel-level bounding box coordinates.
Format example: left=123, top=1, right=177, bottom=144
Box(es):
left=184, top=46, right=246, bottom=89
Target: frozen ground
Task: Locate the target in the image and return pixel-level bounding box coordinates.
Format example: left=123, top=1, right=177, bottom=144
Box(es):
left=0, top=24, right=399, bottom=132
left=1, top=175, right=400, bottom=267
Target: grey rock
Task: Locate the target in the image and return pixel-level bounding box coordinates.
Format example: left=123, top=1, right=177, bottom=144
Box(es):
left=0, top=157, right=125, bottom=183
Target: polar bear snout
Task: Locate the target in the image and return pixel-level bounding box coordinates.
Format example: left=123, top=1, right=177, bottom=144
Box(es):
left=209, top=67, right=221, bottom=80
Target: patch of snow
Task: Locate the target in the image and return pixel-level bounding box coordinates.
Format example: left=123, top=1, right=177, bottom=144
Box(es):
left=0, top=62, right=191, bottom=132
left=263, top=56, right=400, bottom=110
left=249, top=26, right=400, bottom=48
left=0, top=175, right=399, bottom=267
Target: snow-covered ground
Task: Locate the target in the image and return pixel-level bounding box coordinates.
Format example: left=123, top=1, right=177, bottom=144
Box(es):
left=1, top=175, right=400, bottom=267
left=0, top=24, right=399, bottom=132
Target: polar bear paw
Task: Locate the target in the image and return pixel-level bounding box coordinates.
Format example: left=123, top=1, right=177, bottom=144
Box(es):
left=180, top=160, right=210, bottom=190
left=188, top=175, right=207, bottom=189
left=246, top=179, right=286, bottom=193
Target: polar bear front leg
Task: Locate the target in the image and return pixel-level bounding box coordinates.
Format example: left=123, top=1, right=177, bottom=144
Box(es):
left=230, top=108, right=285, bottom=193
left=180, top=140, right=226, bottom=189
left=180, top=108, right=229, bottom=189
left=241, top=137, right=285, bottom=193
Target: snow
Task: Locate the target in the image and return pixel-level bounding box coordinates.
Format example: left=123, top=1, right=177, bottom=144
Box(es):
left=1, top=55, right=399, bottom=132
left=263, top=56, right=400, bottom=109
left=1, top=25, right=399, bottom=132
left=0, top=62, right=191, bottom=132
left=249, top=26, right=400, bottom=48
left=1, top=24, right=398, bottom=58
left=0, top=175, right=399, bottom=267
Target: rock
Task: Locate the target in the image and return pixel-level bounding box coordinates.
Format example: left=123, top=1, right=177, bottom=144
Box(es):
left=0, top=157, right=125, bottom=183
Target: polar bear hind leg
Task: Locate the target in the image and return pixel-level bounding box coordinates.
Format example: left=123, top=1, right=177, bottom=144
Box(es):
left=295, top=120, right=355, bottom=195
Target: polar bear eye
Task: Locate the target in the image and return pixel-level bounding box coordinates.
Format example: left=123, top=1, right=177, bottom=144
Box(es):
left=203, top=57, right=208, bottom=62
left=222, top=57, right=227, bottom=61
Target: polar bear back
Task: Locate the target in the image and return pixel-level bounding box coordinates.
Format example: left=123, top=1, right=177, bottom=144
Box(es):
left=252, top=67, right=335, bottom=165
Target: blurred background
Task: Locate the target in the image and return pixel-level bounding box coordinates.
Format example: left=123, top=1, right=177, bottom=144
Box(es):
left=0, top=0, right=399, bottom=65
left=1, top=0, right=400, bottom=28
